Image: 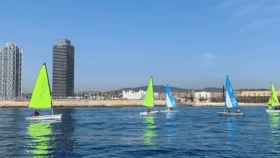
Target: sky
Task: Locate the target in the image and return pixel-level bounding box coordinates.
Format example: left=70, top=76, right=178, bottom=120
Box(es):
left=1, top=0, right=280, bottom=92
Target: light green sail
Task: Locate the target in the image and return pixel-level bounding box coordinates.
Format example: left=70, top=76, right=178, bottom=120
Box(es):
left=267, top=84, right=280, bottom=109
left=29, top=64, right=52, bottom=109
left=144, top=77, right=154, bottom=109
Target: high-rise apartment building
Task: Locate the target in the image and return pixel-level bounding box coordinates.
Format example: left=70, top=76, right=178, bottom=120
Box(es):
left=0, top=43, right=22, bottom=100
left=52, top=39, right=74, bottom=98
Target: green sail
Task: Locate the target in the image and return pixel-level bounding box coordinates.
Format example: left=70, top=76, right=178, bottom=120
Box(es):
left=267, top=84, right=280, bottom=109
left=29, top=64, right=52, bottom=109
left=144, top=77, right=154, bottom=109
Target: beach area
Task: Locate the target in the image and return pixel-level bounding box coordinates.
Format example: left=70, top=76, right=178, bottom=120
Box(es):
left=0, top=99, right=265, bottom=107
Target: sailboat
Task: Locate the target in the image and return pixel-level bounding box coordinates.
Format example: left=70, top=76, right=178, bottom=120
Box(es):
left=218, top=75, right=244, bottom=116
left=140, top=77, right=158, bottom=115
left=26, top=63, right=62, bottom=120
left=266, top=84, right=280, bottom=113
left=163, top=85, right=176, bottom=112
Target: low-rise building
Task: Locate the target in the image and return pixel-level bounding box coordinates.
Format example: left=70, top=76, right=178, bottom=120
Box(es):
left=122, top=90, right=160, bottom=100
left=236, top=90, right=271, bottom=97
left=193, top=91, right=211, bottom=102
left=122, top=90, right=145, bottom=100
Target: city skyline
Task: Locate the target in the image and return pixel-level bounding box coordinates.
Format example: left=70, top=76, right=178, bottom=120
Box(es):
left=1, top=0, right=280, bottom=92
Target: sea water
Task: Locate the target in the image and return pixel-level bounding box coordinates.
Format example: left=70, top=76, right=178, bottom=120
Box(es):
left=0, top=106, right=279, bottom=158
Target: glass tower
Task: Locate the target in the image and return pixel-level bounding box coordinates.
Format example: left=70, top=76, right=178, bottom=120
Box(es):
left=52, top=39, right=74, bottom=98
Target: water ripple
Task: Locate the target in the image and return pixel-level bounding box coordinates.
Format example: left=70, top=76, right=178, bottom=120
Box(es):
left=0, top=106, right=279, bottom=157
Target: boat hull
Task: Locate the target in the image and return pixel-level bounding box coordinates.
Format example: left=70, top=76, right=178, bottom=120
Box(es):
left=160, top=110, right=177, bottom=113
left=26, top=114, right=62, bottom=121
left=140, top=111, right=159, bottom=116
left=217, top=112, right=244, bottom=116
left=266, top=109, right=280, bottom=113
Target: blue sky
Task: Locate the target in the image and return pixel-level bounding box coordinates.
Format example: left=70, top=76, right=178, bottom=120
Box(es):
left=1, top=0, right=280, bottom=92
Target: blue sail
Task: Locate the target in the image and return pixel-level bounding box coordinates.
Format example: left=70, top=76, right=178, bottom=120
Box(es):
left=224, top=76, right=238, bottom=109
left=165, top=85, right=176, bottom=108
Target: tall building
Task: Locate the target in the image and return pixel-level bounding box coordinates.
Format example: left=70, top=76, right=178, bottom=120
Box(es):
left=52, top=39, right=74, bottom=98
left=0, top=43, right=22, bottom=100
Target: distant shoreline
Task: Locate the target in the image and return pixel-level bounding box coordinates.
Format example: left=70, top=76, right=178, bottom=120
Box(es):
left=192, top=102, right=265, bottom=107
left=0, top=99, right=266, bottom=108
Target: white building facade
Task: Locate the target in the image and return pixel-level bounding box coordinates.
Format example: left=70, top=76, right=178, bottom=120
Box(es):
left=122, top=90, right=145, bottom=100
left=193, top=91, right=211, bottom=102
left=122, top=90, right=159, bottom=100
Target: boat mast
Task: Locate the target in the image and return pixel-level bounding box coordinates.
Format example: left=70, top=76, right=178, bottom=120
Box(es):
left=222, top=85, right=226, bottom=110
left=44, top=63, right=54, bottom=115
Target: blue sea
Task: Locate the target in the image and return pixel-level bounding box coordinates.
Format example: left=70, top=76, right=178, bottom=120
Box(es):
left=0, top=106, right=279, bottom=158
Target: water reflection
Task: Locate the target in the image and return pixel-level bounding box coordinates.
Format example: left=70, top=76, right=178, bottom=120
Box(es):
left=53, top=109, right=75, bottom=157
left=268, top=113, right=280, bottom=131
left=225, top=117, right=237, bottom=144
left=268, top=113, right=280, bottom=149
left=166, top=112, right=176, bottom=120
left=27, top=121, right=53, bottom=158
left=0, top=109, right=25, bottom=157
left=143, top=115, right=157, bottom=145
left=165, top=112, right=177, bottom=143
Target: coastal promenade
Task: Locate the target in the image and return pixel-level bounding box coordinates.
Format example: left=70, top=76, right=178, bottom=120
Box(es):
left=0, top=99, right=165, bottom=107
left=0, top=99, right=265, bottom=107
left=192, top=102, right=264, bottom=106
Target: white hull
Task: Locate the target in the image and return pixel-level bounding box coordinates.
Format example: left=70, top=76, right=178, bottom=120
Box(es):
left=266, top=109, right=280, bottom=113
left=26, top=114, right=62, bottom=121
left=160, top=110, right=177, bottom=113
left=217, top=112, right=244, bottom=116
left=140, top=111, right=159, bottom=116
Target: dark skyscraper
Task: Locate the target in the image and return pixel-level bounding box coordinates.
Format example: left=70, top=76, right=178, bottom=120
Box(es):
left=52, top=39, right=74, bottom=98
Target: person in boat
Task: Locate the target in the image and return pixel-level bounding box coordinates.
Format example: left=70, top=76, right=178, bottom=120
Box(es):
left=32, top=110, right=40, bottom=116
left=147, top=108, right=152, bottom=114
left=273, top=106, right=280, bottom=110
left=168, top=107, right=174, bottom=112
left=236, top=108, right=241, bottom=113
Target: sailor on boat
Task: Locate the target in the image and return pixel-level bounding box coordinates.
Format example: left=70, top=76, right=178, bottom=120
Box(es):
left=168, top=107, right=174, bottom=112
left=33, top=110, right=40, bottom=116
left=236, top=108, right=241, bottom=113
left=226, top=108, right=231, bottom=113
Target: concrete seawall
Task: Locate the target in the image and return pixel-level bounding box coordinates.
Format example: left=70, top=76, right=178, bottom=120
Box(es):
left=192, top=102, right=265, bottom=106
left=0, top=99, right=166, bottom=108
left=0, top=100, right=265, bottom=108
